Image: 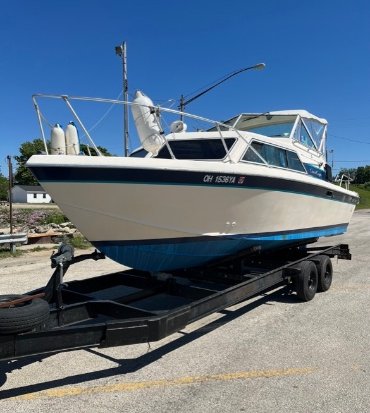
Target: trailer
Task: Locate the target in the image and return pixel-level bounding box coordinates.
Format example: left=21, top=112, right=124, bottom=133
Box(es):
left=0, top=243, right=351, bottom=361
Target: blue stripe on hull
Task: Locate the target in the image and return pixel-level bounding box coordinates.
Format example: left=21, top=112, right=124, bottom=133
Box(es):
left=29, top=164, right=359, bottom=205
left=93, top=225, right=347, bottom=271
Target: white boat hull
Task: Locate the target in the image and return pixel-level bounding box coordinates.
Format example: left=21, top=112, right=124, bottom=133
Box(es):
left=27, top=155, right=358, bottom=271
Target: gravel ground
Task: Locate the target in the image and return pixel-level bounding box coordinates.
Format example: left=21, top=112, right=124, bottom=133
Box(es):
left=0, top=210, right=369, bottom=412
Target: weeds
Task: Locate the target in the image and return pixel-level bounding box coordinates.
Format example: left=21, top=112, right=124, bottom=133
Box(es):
left=27, top=246, right=50, bottom=253
left=352, top=185, right=370, bottom=209
left=0, top=248, right=24, bottom=259
left=69, top=235, right=92, bottom=249
left=0, top=207, right=68, bottom=228
left=42, top=212, right=68, bottom=225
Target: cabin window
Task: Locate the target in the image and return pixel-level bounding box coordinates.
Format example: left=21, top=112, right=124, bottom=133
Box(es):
left=286, top=150, right=306, bottom=172
left=242, top=141, right=305, bottom=172
left=242, top=145, right=264, bottom=164
left=245, top=142, right=287, bottom=167
left=156, top=138, right=236, bottom=160
left=263, top=145, right=288, bottom=167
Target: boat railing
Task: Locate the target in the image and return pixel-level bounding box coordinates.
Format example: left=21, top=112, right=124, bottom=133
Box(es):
left=32, top=94, right=250, bottom=161
left=335, top=174, right=353, bottom=190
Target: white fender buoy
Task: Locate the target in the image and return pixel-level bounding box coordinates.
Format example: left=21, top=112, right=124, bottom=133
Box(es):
left=50, top=124, right=66, bottom=155
left=65, top=121, right=80, bottom=155
left=131, top=90, right=165, bottom=156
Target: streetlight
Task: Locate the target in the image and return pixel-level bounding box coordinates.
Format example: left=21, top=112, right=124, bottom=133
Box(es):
left=178, top=63, right=266, bottom=116
left=115, top=41, right=129, bottom=156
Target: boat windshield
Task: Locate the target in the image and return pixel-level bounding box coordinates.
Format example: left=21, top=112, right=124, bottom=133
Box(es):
left=245, top=122, right=294, bottom=137
left=229, top=113, right=326, bottom=153
left=301, top=118, right=326, bottom=149
left=232, top=115, right=296, bottom=138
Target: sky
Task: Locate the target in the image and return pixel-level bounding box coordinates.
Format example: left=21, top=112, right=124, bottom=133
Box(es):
left=0, top=0, right=370, bottom=175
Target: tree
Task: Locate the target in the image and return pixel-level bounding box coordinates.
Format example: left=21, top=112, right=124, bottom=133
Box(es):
left=337, top=168, right=356, bottom=180
left=0, top=174, right=8, bottom=201
left=14, top=138, right=46, bottom=185
left=14, top=139, right=113, bottom=186
left=337, top=166, right=370, bottom=184
left=80, top=144, right=112, bottom=156
left=354, top=166, right=370, bottom=184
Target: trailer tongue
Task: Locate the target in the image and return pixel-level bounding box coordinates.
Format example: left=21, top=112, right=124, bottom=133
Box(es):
left=0, top=243, right=351, bottom=361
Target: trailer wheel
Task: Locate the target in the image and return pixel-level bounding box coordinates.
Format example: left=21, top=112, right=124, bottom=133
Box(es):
left=0, top=295, right=50, bottom=334
left=295, top=261, right=318, bottom=302
left=314, top=255, right=333, bottom=292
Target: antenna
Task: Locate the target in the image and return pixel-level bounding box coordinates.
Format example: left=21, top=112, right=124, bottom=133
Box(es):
left=115, top=41, right=130, bottom=156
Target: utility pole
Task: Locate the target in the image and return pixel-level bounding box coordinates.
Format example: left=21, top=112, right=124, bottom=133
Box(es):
left=115, top=41, right=129, bottom=156
left=328, top=149, right=334, bottom=168
left=7, top=156, right=13, bottom=235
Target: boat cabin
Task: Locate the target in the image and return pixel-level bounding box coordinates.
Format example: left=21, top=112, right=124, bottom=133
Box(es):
left=131, top=110, right=331, bottom=181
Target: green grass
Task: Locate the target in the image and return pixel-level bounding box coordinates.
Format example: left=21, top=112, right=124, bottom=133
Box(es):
left=0, top=249, right=24, bottom=259
left=27, top=246, right=50, bottom=253
left=0, top=245, right=53, bottom=259
left=42, top=211, right=69, bottom=225
left=351, top=184, right=370, bottom=209
left=69, top=235, right=92, bottom=249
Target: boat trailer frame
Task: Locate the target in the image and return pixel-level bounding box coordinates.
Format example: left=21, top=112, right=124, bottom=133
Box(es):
left=0, top=243, right=351, bottom=361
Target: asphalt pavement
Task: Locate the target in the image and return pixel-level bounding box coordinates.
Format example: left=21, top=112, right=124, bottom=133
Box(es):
left=0, top=210, right=369, bottom=412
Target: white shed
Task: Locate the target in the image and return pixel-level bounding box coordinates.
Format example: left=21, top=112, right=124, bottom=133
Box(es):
left=12, top=185, right=52, bottom=204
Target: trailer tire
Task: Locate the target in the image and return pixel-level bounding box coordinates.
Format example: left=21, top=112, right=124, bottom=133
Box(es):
left=295, top=261, right=318, bottom=302
left=314, top=255, right=333, bottom=292
left=0, top=295, right=50, bottom=334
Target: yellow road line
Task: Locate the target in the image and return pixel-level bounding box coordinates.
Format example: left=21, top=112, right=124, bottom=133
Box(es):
left=331, top=284, right=370, bottom=292
left=18, top=367, right=315, bottom=400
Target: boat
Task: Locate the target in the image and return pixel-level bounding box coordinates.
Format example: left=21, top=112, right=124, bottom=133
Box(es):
left=27, top=92, right=359, bottom=271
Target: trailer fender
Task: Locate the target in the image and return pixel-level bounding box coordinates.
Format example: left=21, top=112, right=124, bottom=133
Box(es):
left=0, top=295, right=50, bottom=334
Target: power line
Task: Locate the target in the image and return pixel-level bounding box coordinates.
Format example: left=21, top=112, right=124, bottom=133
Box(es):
left=329, top=134, right=370, bottom=145
left=87, top=90, right=123, bottom=133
